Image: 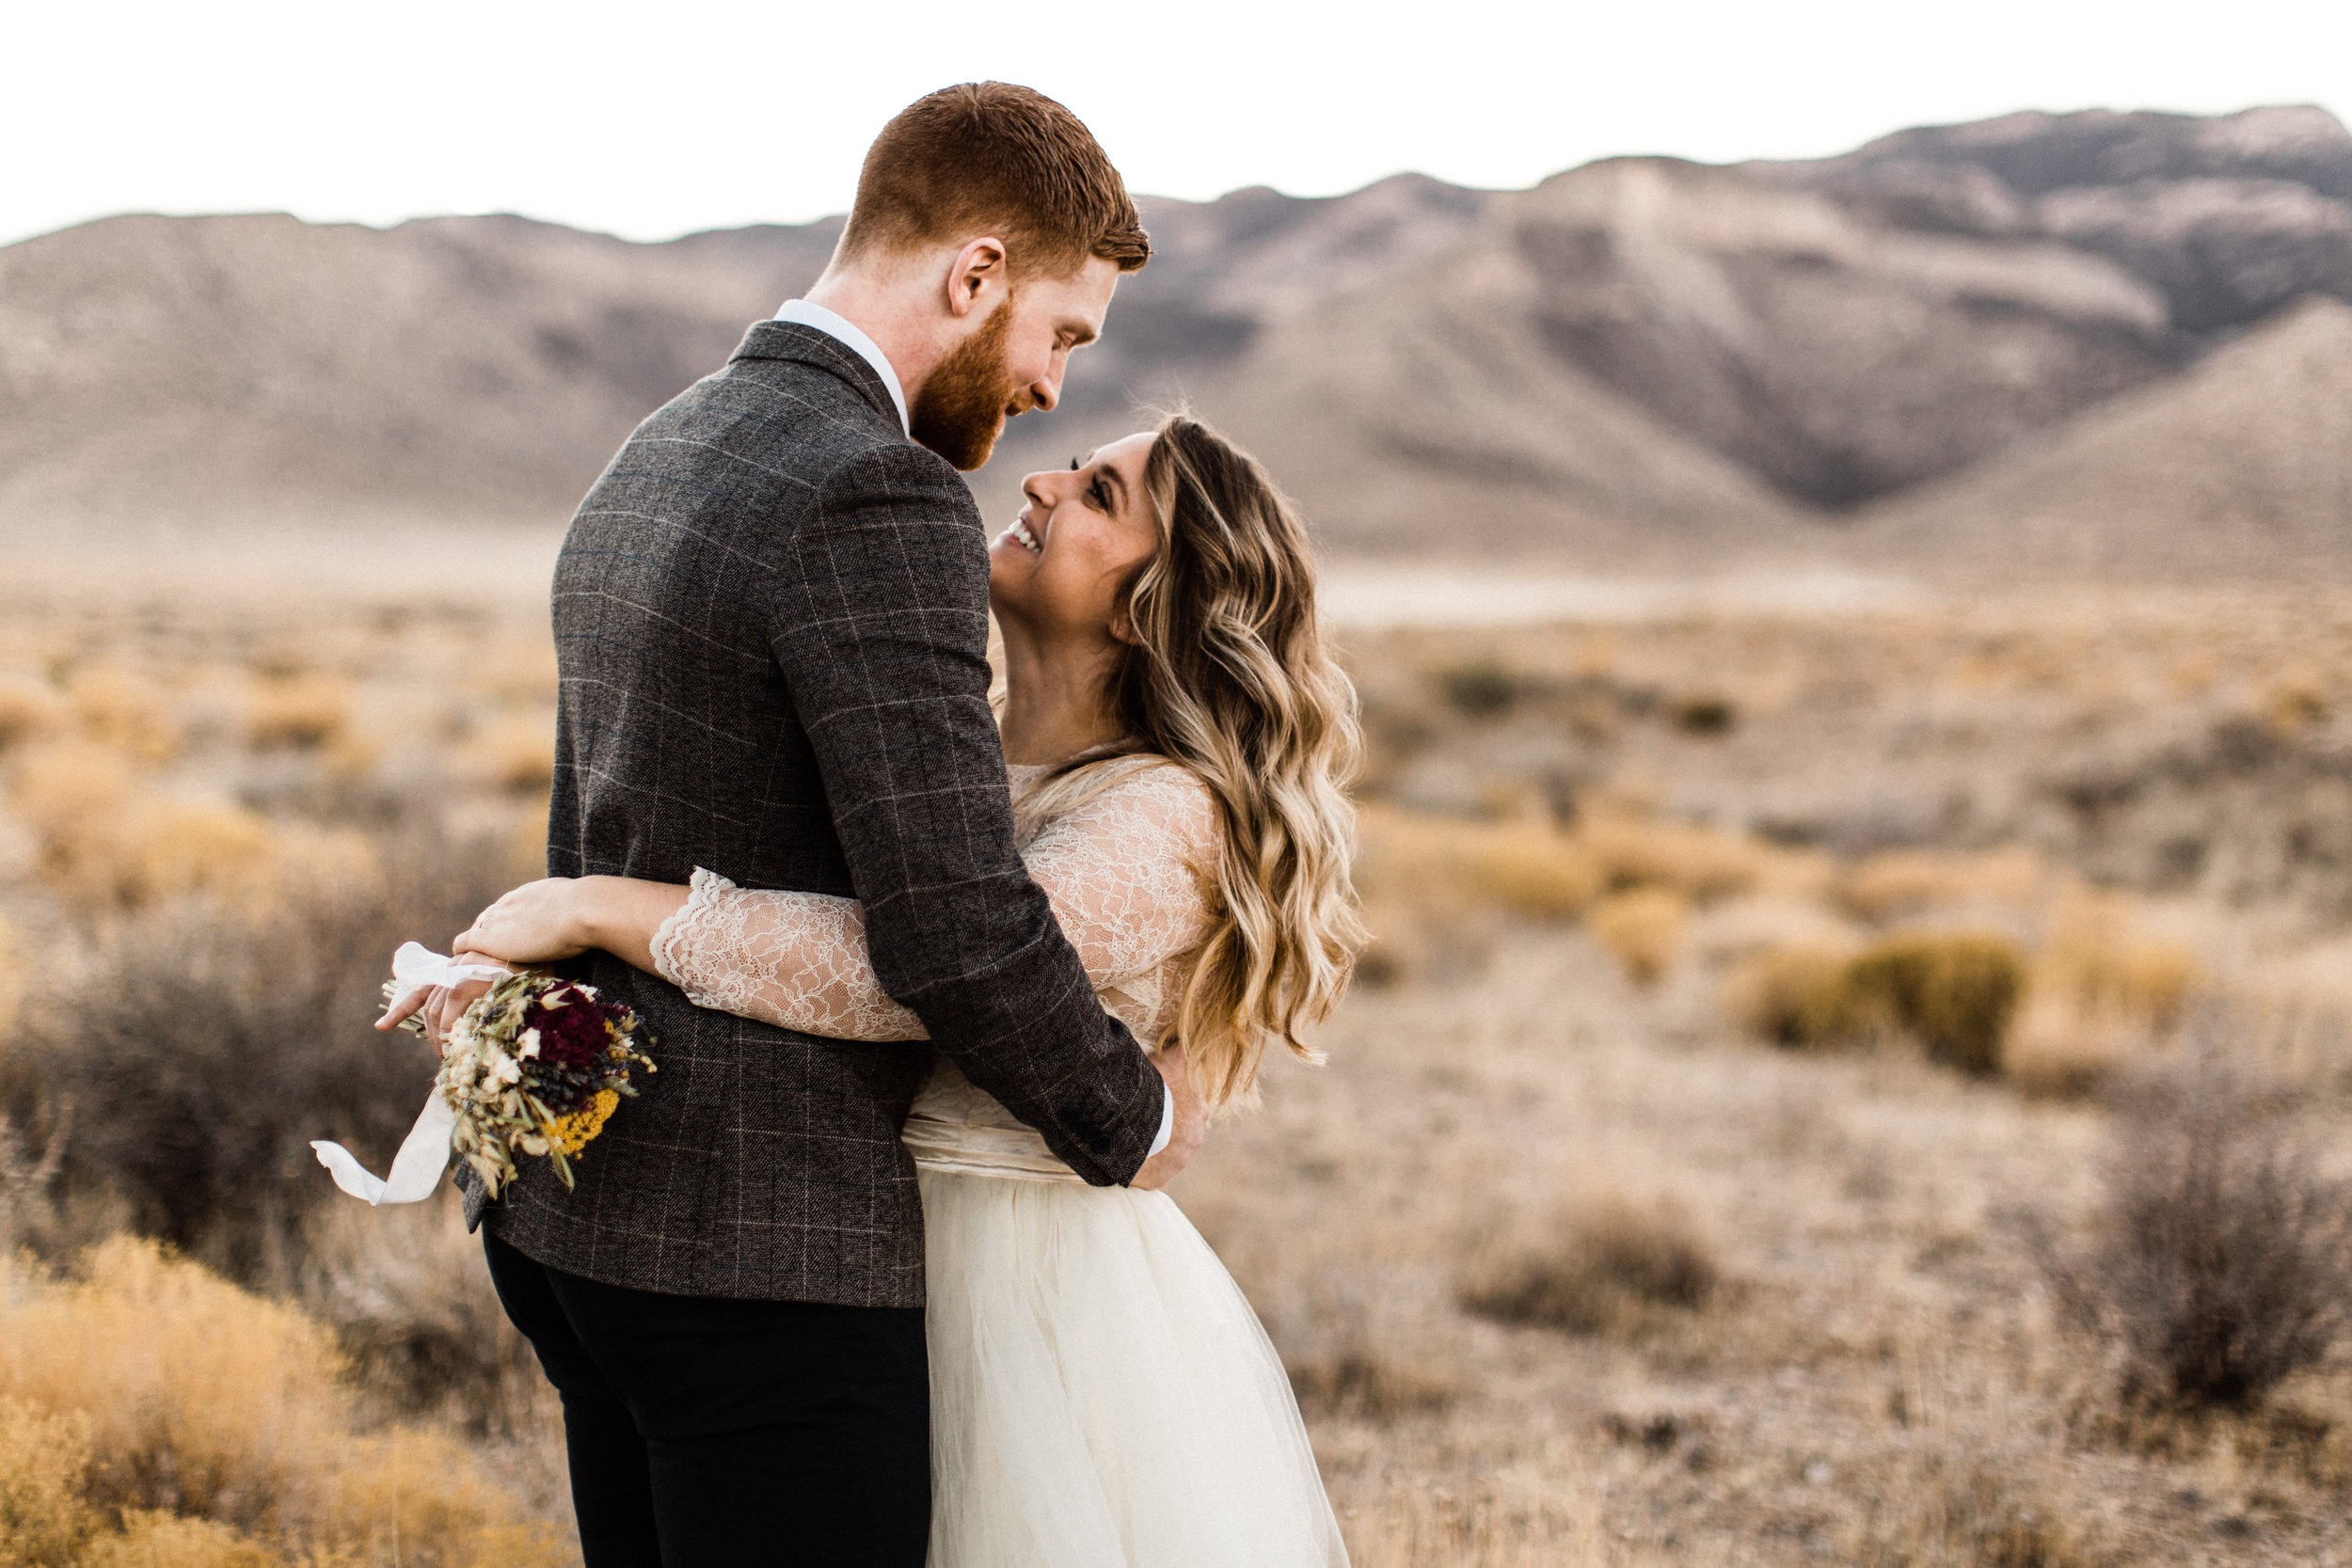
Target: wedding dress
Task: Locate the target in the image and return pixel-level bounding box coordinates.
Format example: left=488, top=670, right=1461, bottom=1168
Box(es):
left=649, top=760, right=1350, bottom=1567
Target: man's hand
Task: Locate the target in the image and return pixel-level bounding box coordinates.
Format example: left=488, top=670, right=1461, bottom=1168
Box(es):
left=1129, top=1044, right=1207, bottom=1192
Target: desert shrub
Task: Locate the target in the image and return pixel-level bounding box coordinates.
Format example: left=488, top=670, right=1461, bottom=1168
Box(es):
left=11, top=832, right=516, bottom=1277
left=1724, top=942, right=1867, bottom=1048
left=1576, top=806, right=1763, bottom=903
left=1848, top=933, right=2025, bottom=1076
left=300, top=1194, right=545, bottom=1433
left=467, top=639, right=561, bottom=706
left=246, top=674, right=352, bottom=752
left=1856, top=1437, right=2090, bottom=1568
left=2045, top=1063, right=2352, bottom=1408
left=2268, top=678, right=2329, bottom=731
left=1727, top=931, right=2024, bottom=1073
left=84, top=1514, right=277, bottom=1568
left=1435, top=657, right=1522, bottom=718
left=2000, top=998, right=2137, bottom=1101
left=0, top=911, right=24, bottom=1037
left=6, top=739, right=349, bottom=911
left=1352, top=809, right=1595, bottom=982
left=1670, top=692, right=1737, bottom=735
left=1585, top=887, right=1688, bottom=986
left=0, top=675, right=65, bottom=752
left=1347, top=1481, right=1593, bottom=1568
left=466, top=717, right=558, bottom=796
left=0, top=1397, right=98, bottom=1567
left=1286, top=1350, right=1458, bottom=1423
left=2036, top=891, right=2201, bottom=1032
left=1459, top=1191, right=1718, bottom=1335
left=12, top=737, right=138, bottom=867
left=1838, top=847, right=2046, bottom=922
left=0, top=1238, right=566, bottom=1565
left=69, top=668, right=179, bottom=763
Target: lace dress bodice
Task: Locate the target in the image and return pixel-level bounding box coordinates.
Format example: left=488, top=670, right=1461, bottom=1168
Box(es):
left=651, top=760, right=1218, bottom=1180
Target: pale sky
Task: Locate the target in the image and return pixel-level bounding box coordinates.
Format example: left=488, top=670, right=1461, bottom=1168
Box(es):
left=8, top=0, right=2352, bottom=250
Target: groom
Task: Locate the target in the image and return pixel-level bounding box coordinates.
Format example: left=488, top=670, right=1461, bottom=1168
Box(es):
left=462, top=84, right=1204, bottom=1567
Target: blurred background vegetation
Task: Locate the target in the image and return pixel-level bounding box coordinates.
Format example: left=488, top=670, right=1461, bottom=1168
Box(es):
left=0, top=572, right=2345, bottom=1565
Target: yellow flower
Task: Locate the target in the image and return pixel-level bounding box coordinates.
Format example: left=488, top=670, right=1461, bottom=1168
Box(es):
left=548, top=1089, right=622, bottom=1157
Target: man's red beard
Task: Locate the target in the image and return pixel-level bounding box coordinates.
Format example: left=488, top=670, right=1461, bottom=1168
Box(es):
left=911, top=292, right=1027, bottom=471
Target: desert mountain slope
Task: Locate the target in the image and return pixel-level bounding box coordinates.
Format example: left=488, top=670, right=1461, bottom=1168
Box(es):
left=5, top=104, right=2350, bottom=570
left=1766, top=105, right=2352, bottom=334
left=0, top=213, right=834, bottom=527
left=1863, top=294, right=2352, bottom=576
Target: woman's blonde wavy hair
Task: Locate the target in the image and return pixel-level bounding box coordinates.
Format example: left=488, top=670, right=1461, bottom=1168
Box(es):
left=1015, top=415, right=1366, bottom=1109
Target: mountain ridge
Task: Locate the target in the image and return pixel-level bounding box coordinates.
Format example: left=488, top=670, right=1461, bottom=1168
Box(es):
left=4, top=104, right=2348, bottom=575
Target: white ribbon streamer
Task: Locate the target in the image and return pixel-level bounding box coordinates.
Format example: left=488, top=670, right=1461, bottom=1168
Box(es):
left=310, top=943, right=510, bottom=1206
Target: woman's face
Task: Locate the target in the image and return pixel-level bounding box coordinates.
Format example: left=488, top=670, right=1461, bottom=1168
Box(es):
left=989, top=431, right=1160, bottom=643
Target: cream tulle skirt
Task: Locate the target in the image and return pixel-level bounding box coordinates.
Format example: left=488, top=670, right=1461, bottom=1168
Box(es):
left=918, top=1166, right=1350, bottom=1567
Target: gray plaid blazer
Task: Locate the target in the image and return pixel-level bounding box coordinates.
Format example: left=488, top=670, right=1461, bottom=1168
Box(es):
left=474, top=321, right=1167, bottom=1307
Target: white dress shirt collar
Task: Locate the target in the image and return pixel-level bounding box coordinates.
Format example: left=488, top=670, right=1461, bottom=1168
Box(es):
left=772, top=299, right=911, bottom=436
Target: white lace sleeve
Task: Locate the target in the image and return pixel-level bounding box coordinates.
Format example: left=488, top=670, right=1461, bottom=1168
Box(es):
left=1018, top=766, right=1219, bottom=1005
left=648, top=766, right=1221, bottom=1043
left=652, top=868, right=927, bottom=1040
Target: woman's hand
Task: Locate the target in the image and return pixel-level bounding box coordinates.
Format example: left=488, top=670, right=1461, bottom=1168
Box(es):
left=455, top=878, right=598, bottom=965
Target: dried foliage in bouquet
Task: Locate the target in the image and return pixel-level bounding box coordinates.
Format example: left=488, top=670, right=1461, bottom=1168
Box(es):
left=384, top=972, right=655, bottom=1196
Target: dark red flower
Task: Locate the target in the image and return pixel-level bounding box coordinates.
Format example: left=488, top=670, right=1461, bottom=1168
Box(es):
left=530, top=989, right=618, bottom=1069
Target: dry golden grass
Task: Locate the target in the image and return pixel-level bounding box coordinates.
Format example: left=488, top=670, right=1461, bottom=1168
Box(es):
left=1458, top=1189, right=1719, bottom=1335
left=1576, top=804, right=1767, bottom=902
left=1838, top=846, right=2047, bottom=922
left=68, top=669, right=179, bottom=764
left=1726, top=930, right=2026, bottom=1075
left=0, top=1398, right=99, bottom=1567
left=245, top=673, right=353, bottom=752
left=1346, top=1478, right=1638, bottom=1568
left=7, top=735, right=390, bottom=913
left=0, top=675, right=65, bottom=752
left=1723, top=941, right=1865, bottom=1048
left=83, top=1514, right=278, bottom=1568
left=2037, top=889, right=2203, bottom=1032
left=0, top=911, right=24, bottom=1037
left=2000, top=996, right=2144, bottom=1101
left=4, top=569, right=2350, bottom=1566
left=0, top=1238, right=567, bottom=1568
left=1584, top=886, right=1689, bottom=986
left=465, top=717, right=559, bottom=797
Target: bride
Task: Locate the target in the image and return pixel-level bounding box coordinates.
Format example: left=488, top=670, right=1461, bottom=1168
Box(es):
left=447, top=413, right=1364, bottom=1566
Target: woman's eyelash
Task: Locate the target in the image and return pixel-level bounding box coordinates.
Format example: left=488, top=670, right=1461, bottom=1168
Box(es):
left=1069, top=457, right=1080, bottom=470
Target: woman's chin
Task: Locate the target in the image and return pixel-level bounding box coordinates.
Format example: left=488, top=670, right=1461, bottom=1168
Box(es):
left=987, top=535, right=1037, bottom=580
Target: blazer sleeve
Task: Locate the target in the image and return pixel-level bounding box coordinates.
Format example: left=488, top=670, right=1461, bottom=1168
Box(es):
left=763, top=440, right=1165, bottom=1186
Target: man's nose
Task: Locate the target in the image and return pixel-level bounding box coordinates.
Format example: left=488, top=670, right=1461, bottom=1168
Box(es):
left=1027, top=352, right=1069, bottom=414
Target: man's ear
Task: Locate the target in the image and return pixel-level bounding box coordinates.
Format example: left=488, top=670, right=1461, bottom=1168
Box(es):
left=946, top=237, right=1009, bottom=319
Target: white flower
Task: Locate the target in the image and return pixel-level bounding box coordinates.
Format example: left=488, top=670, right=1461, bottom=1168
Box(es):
left=518, top=1027, right=542, bottom=1059
left=489, top=1052, right=523, bottom=1085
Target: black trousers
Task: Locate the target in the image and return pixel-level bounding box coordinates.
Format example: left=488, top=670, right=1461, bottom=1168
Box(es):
left=484, top=1231, right=930, bottom=1568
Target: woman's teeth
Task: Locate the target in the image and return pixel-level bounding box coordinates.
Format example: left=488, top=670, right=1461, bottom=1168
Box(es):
left=1009, top=520, right=1041, bottom=554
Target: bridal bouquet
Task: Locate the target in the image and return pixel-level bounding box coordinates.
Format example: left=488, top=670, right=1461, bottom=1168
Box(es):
left=389, top=967, right=659, bottom=1196
left=313, top=943, right=655, bottom=1206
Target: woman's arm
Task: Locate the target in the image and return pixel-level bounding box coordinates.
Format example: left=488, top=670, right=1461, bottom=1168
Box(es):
left=453, top=765, right=1219, bottom=1046
left=454, top=873, right=928, bottom=1040
left=453, top=875, right=686, bottom=974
